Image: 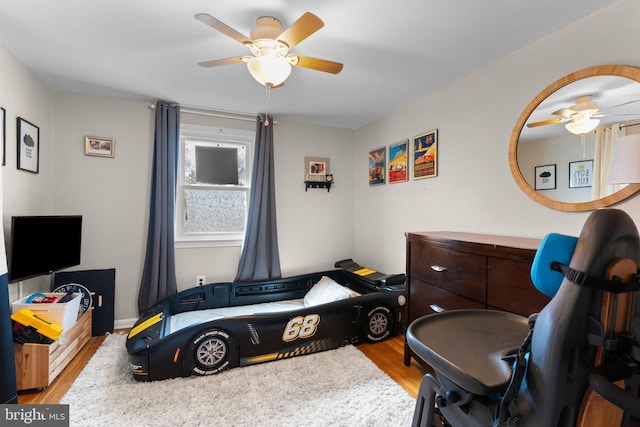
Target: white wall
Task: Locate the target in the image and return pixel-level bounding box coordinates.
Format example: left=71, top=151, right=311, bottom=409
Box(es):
left=273, top=120, right=355, bottom=276
left=1, top=44, right=55, bottom=299
left=52, top=92, right=153, bottom=321
left=353, top=0, right=640, bottom=275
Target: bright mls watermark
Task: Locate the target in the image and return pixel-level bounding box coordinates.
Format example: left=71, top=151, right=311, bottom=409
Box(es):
left=1, top=405, right=69, bottom=426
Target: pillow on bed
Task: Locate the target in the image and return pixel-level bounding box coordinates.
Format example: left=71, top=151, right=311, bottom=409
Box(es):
left=304, top=276, right=360, bottom=307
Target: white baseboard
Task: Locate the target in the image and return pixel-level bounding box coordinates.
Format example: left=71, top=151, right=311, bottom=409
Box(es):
left=114, top=318, right=137, bottom=330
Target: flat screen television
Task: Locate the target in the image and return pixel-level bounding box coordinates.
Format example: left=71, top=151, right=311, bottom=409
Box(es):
left=8, top=215, right=82, bottom=283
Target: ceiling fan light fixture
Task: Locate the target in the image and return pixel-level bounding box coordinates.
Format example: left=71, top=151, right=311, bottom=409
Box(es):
left=565, top=116, right=600, bottom=135
left=247, top=54, right=292, bottom=87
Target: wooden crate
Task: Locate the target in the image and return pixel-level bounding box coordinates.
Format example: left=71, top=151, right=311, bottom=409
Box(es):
left=14, top=309, right=92, bottom=391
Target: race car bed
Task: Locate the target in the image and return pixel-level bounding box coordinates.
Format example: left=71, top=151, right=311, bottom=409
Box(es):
left=126, top=260, right=406, bottom=381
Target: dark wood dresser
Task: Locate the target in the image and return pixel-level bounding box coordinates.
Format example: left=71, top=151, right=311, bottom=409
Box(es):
left=404, top=231, right=550, bottom=366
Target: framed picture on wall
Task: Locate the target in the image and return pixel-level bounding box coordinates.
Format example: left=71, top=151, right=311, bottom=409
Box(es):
left=369, top=147, right=386, bottom=185
left=534, top=164, right=556, bottom=190
left=569, top=160, right=593, bottom=188
left=388, top=140, right=409, bottom=183
left=412, top=129, right=438, bottom=180
left=85, top=136, right=115, bottom=157
left=17, top=117, right=39, bottom=173
left=1, top=107, right=5, bottom=166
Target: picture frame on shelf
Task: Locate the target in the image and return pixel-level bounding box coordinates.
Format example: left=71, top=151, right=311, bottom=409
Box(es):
left=412, top=129, right=438, bottom=180
left=369, top=147, right=386, bottom=185
left=17, top=117, right=39, bottom=173
left=569, top=160, right=593, bottom=188
left=85, top=136, right=115, bottom=157
left=388, top=139, right=408, bottom=183
left=534, top=164, right=556, bottom=190
left=304, top=156, right=330, bottom=182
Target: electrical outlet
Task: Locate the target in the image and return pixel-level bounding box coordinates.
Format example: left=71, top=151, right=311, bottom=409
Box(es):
left=196, top=275, right=206, bottom=286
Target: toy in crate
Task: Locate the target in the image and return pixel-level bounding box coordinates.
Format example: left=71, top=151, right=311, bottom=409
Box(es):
left=11, top=309, right=63, bottom=344
left=11, top=291, right=82, bottom=332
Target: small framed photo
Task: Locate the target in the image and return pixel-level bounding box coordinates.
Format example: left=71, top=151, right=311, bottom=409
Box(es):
left=388, top=140, right=409, bottom=183
left=17, top=117, right=39, bottom=173
left=85, top=136, right=115, bottom=157
left=1, top=107, right=5, bottom=166
left=369, top=147, right=386, bottom=185
left=569, top=160, right=593, bottom=188
left=412, top=129, right=438, bottom=180
left=535, top=164, right=556, bottom=190
left=304, top=156, right=330, bottom=182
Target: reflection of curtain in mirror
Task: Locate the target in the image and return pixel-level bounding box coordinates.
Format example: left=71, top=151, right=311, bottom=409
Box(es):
left=592, top=124, right=624, bottom=199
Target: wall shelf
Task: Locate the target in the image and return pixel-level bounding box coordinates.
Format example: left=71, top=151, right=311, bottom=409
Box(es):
left=304, top=181, right=333, bottom=192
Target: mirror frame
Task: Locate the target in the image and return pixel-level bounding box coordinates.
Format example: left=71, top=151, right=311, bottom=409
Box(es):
left=509, top=64, right=640, bottom=211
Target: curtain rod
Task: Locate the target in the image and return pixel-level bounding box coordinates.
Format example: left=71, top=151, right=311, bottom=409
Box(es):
left=149, top=103, right=275, bottom=124
left=180, top=107, right=256, bottom=122
left=620, top=122, right=640, bottom=129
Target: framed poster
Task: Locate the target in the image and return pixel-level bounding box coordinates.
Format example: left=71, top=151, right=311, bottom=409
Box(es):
left=17, top=117, right=39, bottom=173
left=569, top=160, right=593, bottom=188
left=534, top=164, right=556, bottom=190
left=1, top=107, right=5, bottom=166
left=369, top=147, right=386, bottom=185
left=304, top=156, right=330, bottom=182
left=412, top=129, right=438, bottom=180
left=388, top=140, right=408, bottom=183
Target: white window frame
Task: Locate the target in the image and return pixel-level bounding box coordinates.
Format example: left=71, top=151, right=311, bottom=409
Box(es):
left=175, top=124, right=254, bottom=248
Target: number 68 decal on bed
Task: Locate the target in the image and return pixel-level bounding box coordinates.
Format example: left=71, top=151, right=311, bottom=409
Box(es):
left=126, top=260, right=406, bottom=381
left=282, top=314, right=320, bottom=341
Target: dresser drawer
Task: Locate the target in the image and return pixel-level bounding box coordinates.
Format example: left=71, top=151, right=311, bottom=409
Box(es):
left=487, top=257, right=551, bottom=316
left=409, top=243, right=486, bottom=302
left=408, top=278, right=484, bottom=321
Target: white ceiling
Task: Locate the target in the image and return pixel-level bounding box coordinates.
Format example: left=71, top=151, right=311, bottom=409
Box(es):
left=0, top=0, right=620, bottom=129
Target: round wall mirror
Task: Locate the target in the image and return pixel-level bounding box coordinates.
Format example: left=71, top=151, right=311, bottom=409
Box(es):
left=509, top=65, right=640, bottom=211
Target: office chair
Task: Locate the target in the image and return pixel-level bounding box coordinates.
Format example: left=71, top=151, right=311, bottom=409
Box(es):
left=406, top=208, right=640, bottom=427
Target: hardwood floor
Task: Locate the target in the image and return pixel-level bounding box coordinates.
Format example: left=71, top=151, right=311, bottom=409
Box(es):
left=357, top=335, right=428, bottom=398
left=17, top=334, right=426, bottom=404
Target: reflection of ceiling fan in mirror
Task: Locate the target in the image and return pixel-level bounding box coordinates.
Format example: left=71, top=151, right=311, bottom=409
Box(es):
left=195, top=12, right=344, bottom=88
left=527, top=95, right=640, bottom=135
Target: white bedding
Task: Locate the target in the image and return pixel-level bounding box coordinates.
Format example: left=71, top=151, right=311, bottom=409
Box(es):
left=169, top=298, right=305, bottom=334
left=168, top=276, right=361, bottom=335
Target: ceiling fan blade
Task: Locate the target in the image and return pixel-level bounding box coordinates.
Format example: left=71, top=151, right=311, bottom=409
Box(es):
left=594, top=112, right=640, bottom=117
left=294, top=55, right=343, bottom=74
left=195, top=13, right=252, bottom=45
left=277, top=12, right=324, bottom=48
left=198, top=56, right=245, bottom=68
left=605, top=99, right=640, bottom=110
left=551, top=108, right=576, bottom=117
left=526, top=117, right=564, bottom=128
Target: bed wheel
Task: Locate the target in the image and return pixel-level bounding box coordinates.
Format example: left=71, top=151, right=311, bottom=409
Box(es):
left=189, top=329, right=235, bottom=375
left=364, top=306, right=394, bottom=342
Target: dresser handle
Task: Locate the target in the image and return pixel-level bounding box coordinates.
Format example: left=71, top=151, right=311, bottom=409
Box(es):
left=430, top=265, right=447, bottom=272
left=430, top=304, right=446, bottom=313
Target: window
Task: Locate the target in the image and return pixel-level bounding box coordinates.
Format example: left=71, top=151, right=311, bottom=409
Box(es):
left=176, top=124, right=254, bottom=247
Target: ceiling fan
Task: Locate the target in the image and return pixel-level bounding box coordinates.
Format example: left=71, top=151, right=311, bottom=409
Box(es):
left=527, top=95, right=640, bottom=135
left=527, top=95, right=602, bottom=134
left=195, top=12, right=344, bottom=88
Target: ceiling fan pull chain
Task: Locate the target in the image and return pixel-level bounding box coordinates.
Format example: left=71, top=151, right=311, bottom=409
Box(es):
left=264, top=86, right=270, bottom=126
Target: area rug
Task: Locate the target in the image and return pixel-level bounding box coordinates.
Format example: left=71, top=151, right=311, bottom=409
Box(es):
left=61, top=333, right=416, bottom=426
